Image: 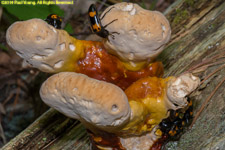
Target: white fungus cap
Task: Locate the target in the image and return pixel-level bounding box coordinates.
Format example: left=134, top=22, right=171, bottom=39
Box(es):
left=40, top=72, right=131, bottom=132
left=166, top=73, right=200, bottom=109
left=102, top=2, right=171, bottom=63
left=6, top=19, right=76, bottom=73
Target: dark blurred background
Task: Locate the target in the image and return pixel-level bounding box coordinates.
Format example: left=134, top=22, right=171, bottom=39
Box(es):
left=0, top=0, right=175, bottom=147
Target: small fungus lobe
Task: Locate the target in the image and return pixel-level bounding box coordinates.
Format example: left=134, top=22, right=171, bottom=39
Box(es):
left=32, top=55, right=43, bottom=60
left=69, top=44, right=76, bottom=51
left=59, top=43, right=66, bottom=51
left=54, top=60, right=64, bottom=69
left=130, top=8, right=136, bottom=15
left=40, top=63, right=54, bottom=71
left=122, top=3, right=133, bottom=11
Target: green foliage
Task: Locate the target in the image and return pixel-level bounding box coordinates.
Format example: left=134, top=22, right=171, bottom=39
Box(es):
left=1, top=0, right=84, bottom=36
left=1, top=0, right=79, bottom=33
left=140, top=0, right=147, bottom=9
left=64, top=23, right=74, bottom=34
left=138, top=0, right=158, bottom=10
left=172, top=9, right=189, bottom=25
left=149, top=0, right=158, bottom=10
left=0, top=43, right=8, bottom=52
left=185, top=0, right=195, bottom=7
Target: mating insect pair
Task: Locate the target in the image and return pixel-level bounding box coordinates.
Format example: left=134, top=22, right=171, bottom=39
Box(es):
left=159, top=98, right=193, bottom=140
left=45, top=4, right=118, bottom=39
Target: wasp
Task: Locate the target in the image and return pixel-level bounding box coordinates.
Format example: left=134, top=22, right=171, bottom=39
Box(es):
left=45, top=14, right=62, bottom=29
left=159, top=98, right=193, bottom=140
left=88, top=4, right=119, bottom=39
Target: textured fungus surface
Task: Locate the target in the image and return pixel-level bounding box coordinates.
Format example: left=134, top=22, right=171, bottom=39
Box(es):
left=5, top=14, right=200, bottom=149
left=39, top=72, right=199, bottom=149
left=3, top=0, right=225, bottom=149
left=6, top=19, right=164, bottom=90
left=102, top=2, right=171, bottom=63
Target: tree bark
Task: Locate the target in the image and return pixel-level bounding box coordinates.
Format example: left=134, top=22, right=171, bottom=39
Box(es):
left=161, top=0, right=225, bottom=149
left=3, top=0, right=225, bottom=149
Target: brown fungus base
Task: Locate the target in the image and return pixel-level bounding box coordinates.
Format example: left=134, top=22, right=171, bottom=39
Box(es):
left=88, top=130, right=126, bottom=150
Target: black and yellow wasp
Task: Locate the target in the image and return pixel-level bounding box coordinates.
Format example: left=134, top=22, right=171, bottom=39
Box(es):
left=45, top=14, right=62, bottom=29
left=88, top=4, right=119, bottom=39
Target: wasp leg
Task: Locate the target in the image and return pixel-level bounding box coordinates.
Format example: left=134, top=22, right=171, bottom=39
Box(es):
left=111, top=32, right=120, bottom=35
left=110, top=34, right=115, bottom=39
left=103, top=19, right=118, bottom=28
left=109, top=32, right=120, bottom=39
left=100, top=6, right=115, bottom=20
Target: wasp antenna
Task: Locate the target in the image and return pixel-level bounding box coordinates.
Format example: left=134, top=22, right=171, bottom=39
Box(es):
left=103, top=19, right=118, bottom=28
left=100, top=6, right=115, bottom=20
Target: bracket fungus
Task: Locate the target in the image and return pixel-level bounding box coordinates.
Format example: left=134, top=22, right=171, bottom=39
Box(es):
left=6, top=2, right=199, bottom=150
left=101, top=2, right=171, bottom=67
left=166, top=73, right=200, bottom=110
left=40, top=72, right=199, bottom=149
left=40, top=72, right=131, bottom=132
left=6, top=18, right=163, bottom=90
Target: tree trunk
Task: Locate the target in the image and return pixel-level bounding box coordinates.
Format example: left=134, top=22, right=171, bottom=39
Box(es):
left=161, top=0, right=225, bottom=149
left=3, top=0, right=225, bottom=149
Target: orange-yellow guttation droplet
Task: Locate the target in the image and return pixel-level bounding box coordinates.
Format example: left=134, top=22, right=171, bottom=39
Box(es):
left=155, top=129, right=163, bottom=136
left=123, top=71, right=127, bottom=78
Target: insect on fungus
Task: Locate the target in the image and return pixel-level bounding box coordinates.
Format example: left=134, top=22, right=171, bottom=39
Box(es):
left=45, top=14, right=62, bottom=29
left=88, top=4, right=119, bottom=39
left=159, top=99, right=194, bottom=140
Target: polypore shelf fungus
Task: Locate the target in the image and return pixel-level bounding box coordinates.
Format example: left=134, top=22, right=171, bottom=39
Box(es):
left=101, top=2, right=171, bottom=64
left=6, top=2, right=200, bottom=150
left=40, top=72, right=199, bottom=150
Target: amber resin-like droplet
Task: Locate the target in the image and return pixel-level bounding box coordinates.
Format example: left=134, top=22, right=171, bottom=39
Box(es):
left=77, top=41, right=164, bottom=90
